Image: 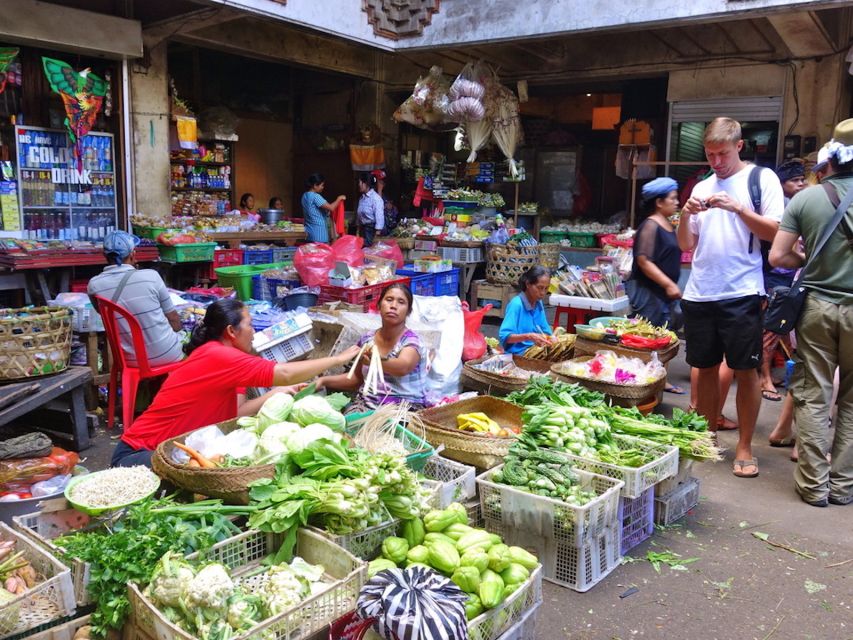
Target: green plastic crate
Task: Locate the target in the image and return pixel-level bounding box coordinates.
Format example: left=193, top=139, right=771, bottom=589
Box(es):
left=539, top=230, right=568, bottom=243
left=215, top=261, right=291, bottom=300
left=133, top=225, right=172, bottom=240
left=157, top=241, right=217, bottom=262
left=345, top=410, right=435, bottom=471
left=566, top=231, right=597, bottom=248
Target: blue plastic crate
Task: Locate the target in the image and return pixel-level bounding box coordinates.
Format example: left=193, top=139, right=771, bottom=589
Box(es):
left=243, top=248, right=274, bottom=265
left=434, top=267, right=460, bottom=296
left=272, top=246, right=297, bottom=263
left=251, top=274, right=302, bottom=301
left=397, top=266, right=436, bottom=296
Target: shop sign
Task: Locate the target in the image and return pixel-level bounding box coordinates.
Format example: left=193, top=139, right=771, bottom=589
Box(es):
left=15, top=128, right=108, bottom=185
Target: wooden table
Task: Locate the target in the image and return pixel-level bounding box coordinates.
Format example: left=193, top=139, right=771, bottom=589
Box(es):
left=0, top=366, right=93, bottom=451
left=209, top=231, right=306, bottom=248
left=453, top=261, right=485, bottom=306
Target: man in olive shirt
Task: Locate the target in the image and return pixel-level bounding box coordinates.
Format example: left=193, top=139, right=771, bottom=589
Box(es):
left=769, top=118, right=853, bottom=507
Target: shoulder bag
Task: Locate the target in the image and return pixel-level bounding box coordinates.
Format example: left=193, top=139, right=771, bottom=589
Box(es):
left=764, top=183, right=853, bottom=334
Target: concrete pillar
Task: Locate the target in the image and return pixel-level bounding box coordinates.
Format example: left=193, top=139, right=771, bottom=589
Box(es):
left=129, top=38, right=171, bottom=220
left=782, top=56, right=851, bottom=145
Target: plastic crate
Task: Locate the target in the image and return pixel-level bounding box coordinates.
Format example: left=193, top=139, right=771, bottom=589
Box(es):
left=157, top=241, right=217, bottom=262
left=54, top=303, right=103, bottom=333
left=12, top=509, right=93, bottom=607
left=128, top=528, right=365, bottom=640
left=477, top=465, right=623, bottom=547
left=272, top=246, right=297, bottom=263
left=307, top=515, right=399, bottom=561
left=396, top=266, right=435, bottom=296
left=23, top=613, right=93, bottom=640
left=251, top=274, right=302, bottom=301
left=0, top=522, right=76, bottom=638
left=619, top=487, right=654, bottom=554
left=538, top=230, right=568, bottom=244
left=494, top=601, right=539, bottom=640
left=440, top=246, right=483, bottom=263
left=242, top=247, right=275, bottom=265
left=434, top=267, right=460, bottom=296
left=318, top=276, right=410, bottom=312
left=468, top=566, right=542, bottom=640
left=465, top=497, right=483, bottom=528
left=566, top=231, right=597, bottom=248
left=547, top=433, right=679, bottom=499
left=421, top=456, right=477, bottom=507
left=654, top=476, right=700, bottom=526
left=215, top=262, right=291, bottom=300
left=256, top=330, right=313, bottom=363
left=345, top=416, right=435, bottom=472
left=207, top=248, right=244, bottom=279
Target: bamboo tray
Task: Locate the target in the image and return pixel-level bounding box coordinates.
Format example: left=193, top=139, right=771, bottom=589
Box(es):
left=550, top=357, right=666, bottom=407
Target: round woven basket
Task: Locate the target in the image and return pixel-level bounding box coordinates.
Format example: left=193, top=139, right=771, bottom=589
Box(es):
left=460, top=355, right=552, bottom=396
left=416, top=397, right=523, bottom=469
left=538, top=243, right=561, bottom=271
left=574, top=336, right=680, bottom=365
left=151, top=419, right=275, bottom=504
left=485, top=244, right=539, bottom=285
left=550, top=357, right=667, bottom=407
left=394, top=237, right=415, bottom=250
left=0, top=306, right=72, bottom=381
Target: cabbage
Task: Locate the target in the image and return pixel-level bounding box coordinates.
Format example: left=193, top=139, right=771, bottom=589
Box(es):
left=284, top=423, right=341, bottom=454
left=256, top=393, right=294, bottom=433
left=290, top=396, right=346, bottom=431
left=258, top=422, right=301, bottom=459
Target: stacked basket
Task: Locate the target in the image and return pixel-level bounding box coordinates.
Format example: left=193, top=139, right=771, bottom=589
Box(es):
left=485, top=244, right=539, bottom=285
left=0, top=306, right=72, bottom=381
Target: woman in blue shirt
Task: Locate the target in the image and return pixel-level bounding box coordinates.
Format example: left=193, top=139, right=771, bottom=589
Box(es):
left=301, top=173, right=346, bottom=243
left=356, top=172, right=385, bottom=247
left=499, top=266, right=554, bottom=354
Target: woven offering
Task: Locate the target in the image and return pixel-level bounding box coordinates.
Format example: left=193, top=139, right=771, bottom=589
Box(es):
left=550, top=356, right=666, bottom=407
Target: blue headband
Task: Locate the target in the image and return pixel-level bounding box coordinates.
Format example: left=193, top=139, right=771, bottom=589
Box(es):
left=641, top=177, right=678, bottom=202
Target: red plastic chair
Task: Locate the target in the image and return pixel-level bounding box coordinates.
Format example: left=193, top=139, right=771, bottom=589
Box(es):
left=95, top=296, right=183, bottom=429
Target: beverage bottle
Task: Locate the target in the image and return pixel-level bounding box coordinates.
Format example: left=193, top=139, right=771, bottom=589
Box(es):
left=77, top=211, right=87, bottom=241
left=104, top=138, right=112, bottom=172
left=98, top=212, right=106, bottom=240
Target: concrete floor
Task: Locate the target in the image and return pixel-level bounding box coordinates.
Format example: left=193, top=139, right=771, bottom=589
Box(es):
left=79, top=314, right=852, bottom=640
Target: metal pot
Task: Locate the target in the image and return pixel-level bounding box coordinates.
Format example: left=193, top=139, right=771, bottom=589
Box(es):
left=258, top=208, right=285, bottom=225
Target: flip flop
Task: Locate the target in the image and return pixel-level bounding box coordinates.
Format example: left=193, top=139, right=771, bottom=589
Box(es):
left=717, top=415, right=738, bottom=430
left=665, top=385, right=686, bottom=395
left=761, top=389, right=782, bottom=402
left=769, top=437, right=795, bottom=447
left=733, top=458, right=759, bottom=478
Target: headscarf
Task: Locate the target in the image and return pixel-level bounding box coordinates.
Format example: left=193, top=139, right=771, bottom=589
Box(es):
left=775, top=160, right=805, bottom=183
left=641, top=177, right=678, bottom=203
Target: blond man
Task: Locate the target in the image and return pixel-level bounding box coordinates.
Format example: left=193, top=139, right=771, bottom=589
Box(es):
left=677, top=117, right=784, bottom=478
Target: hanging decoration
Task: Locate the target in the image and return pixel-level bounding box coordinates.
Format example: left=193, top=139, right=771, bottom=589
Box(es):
left=41, top=57, right=107, bottom=170
left=0, top=48, right=20, bottom=94
left=490, top=77, right=523, bottom=178
left=462, top=62, right=494, bottom=163
left=104, top=70, right=112, bottom=117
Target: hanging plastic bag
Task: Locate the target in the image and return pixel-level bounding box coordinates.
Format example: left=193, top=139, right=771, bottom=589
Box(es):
left=294, top=242, right=335, bottom=287
left=331, top=235, right=365, bottom=267
left=461, top=301, right=492, bottom=362
left=393, top=66, right=453, bottom=131
left=364, top=240, right=404, bottom=271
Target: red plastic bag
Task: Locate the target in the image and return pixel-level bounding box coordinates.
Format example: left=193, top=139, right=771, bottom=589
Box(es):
left=0, top=447, right=79, bottom=490
left=364, top=240, right=405, bottom=271
left=461, top=301, right=492, bottom=362
left=331, top=235, right=365, bottom=267
left=294, top=243, right=336, bottom=287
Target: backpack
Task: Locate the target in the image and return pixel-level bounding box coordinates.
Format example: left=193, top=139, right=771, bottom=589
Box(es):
left=746, top=165, right=773, bottom=274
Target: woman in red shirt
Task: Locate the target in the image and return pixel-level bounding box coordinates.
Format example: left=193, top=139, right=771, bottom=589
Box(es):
left=111, top=299, right=360, bottom=467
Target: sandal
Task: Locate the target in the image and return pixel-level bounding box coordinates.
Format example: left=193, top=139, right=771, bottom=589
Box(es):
left=769, top=437, right=795, bottom=447
left=733, top=458, right=759, bottom=478
left=717, top=415, right=738, bottom=430
left=665, top=384, right=686, bottom=395
left=761, top=389, right=782, bottom=402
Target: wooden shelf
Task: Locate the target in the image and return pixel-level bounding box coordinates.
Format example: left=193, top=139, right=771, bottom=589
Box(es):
left=170, top=160, right=231, bottom=167
left=170, top=187, right=232, bottom=192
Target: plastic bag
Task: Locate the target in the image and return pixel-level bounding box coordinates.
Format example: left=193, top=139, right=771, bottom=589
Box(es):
left=31, top=473, right=72, bottom=497
left=331, top=235, right=365, bottom=267
left=393, top=66, right=453, bottom=130
left=461, top=301, right=491, bottom=362
left=364, top=241, right=404, bottom=271
left=0, top=448, right=80, bottom=490
left=294, top=242, right=335, bottom=286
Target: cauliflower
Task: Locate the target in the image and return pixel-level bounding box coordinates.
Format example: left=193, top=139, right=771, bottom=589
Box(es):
left=226, top=591, right=266, bottom=631
left=146, top=552, right=195, bottom=608
left=261, top=565, right=308, bottom=615
left=183, top=563, right=234, bottom=611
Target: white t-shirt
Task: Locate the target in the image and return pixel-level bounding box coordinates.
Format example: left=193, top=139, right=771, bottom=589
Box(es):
left=683, top=164, right=784, bottom=302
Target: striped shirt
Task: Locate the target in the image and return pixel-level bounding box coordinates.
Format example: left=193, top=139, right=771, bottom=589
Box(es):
left=357, top=329, right=427, bottom=408
left=88, top=265, right=183, bottom=367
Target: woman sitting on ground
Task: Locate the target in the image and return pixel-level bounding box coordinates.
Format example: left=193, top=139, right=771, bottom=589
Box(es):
left=317, top=283, right=428, bottom=411
left=111, top=298, right=359, bottom=468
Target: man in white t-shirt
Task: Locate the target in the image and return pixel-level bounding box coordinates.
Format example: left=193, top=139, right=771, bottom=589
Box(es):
left=677, top=117, right=784, bottom=479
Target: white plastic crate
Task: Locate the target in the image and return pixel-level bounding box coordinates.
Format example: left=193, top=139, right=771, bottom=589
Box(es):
left=52, top=302, right=104, bottom=333
left=477, top=465, right=623, bottom=547
left=440, top=246, right=483, bottom=263
left=252, top=312, right=312, bottom=351
left=464, top=497, right=483, bottom=528
left=494, top=601, right=539, bottom=640
left=307, top=511, right=399, bottom=561
left=25, top=613, right=92, bottom=640
left=468, top=566, right=542, bottom=640
left=0, top=522, right=76, bottom=638
left=421, top=455, right=477, bottom=507
left=654, top=476, right=700, bottom=526
left=12, top=509, right=94, bottom=606
left=257, top=331, right=313, bottom=363
left=129, top=528, right=365, bottom=640
left=619, top=487, right=654, bottom=554
left=550, top=434, right=679, bottom=499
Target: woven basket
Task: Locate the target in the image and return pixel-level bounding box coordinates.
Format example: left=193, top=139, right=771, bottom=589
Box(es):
left=440, top=239, right=484, bottom=248
left=394, top=237, right=415, bottom=250
left=151, top=419, right=275, bottom=504
left=538, top=243, right=561, bottom=271
left=485, top=244, right=540, bottom=285
left=550, top=357, right=666, bottom=407
left=0, top=306, right=72, bottom=381
left=416, top=397, right=523, bottom=469
left=574, top=336, right=680, bottom=364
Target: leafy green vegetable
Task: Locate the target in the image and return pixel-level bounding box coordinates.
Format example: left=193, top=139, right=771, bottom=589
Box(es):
left=290, top=395, right=346, bottom=431
left=325, top=393, right=351, bottom=412
left=257, top=393, right=294, bottom=432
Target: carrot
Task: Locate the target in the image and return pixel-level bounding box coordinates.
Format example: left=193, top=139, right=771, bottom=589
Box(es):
left=174, top=442, right=217, bottom=468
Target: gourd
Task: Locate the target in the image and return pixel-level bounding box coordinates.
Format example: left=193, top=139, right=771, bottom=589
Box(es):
left=0, top=433, right=52, bottom=460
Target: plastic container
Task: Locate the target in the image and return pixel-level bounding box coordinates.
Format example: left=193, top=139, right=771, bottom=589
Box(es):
left=242, top=247, right=274, bottom=265
left=421, top=456, right=477, bottom=507
left=477, top=465, right=623, bottom=547
left=654, top=476, right=700, bottom=526
left=64, top=470, right=160, bottom=516
left=434, top=267, right=460, bottom=296
left=468, top=566, right=543, bottom=640
left=494, top=601, right=539, bottom=640
left=251, top=274, right=301, bottom=301
left=272, top=246, right=297, bottom=263
left=157, top=241, right=217, bottom=263
left=539, top=230, right=569, bottom=244
left=307, top=515, right=399, bottom=561
left=318, top=276, right=410, bottom=312
left=281, top=292, right=319, bottom=310
left=0, top=522, right=76, bottom=638
left=344, top=417, right=435, bottom=472
left=396, top=266, right=435, bottom=297
left=440, top=246, right=483, bottom=263
left=215, top=262, right=290, bottom=300
left=464, top=497, right=483, bottom=528
left=619, top=487, right=654, bottom=554
left=256, top=330, right=313, bottom=364
left=566, top=231, right=597, bottom=248
left=207, top=248, right=243, bottom=279
left=128, top=528, right=365, bottom=640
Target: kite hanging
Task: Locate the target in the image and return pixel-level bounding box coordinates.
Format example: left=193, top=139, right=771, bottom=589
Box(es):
left=41, top=57, right=107, bottom=170
left=0, top=48, right=20, bottom=94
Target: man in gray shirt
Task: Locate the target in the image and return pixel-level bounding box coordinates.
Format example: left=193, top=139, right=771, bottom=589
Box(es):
left=88, top=230, right=183, bottom=367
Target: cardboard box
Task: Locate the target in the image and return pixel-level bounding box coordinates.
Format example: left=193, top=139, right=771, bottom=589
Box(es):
left=472, top=280, right=514, bottom=319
